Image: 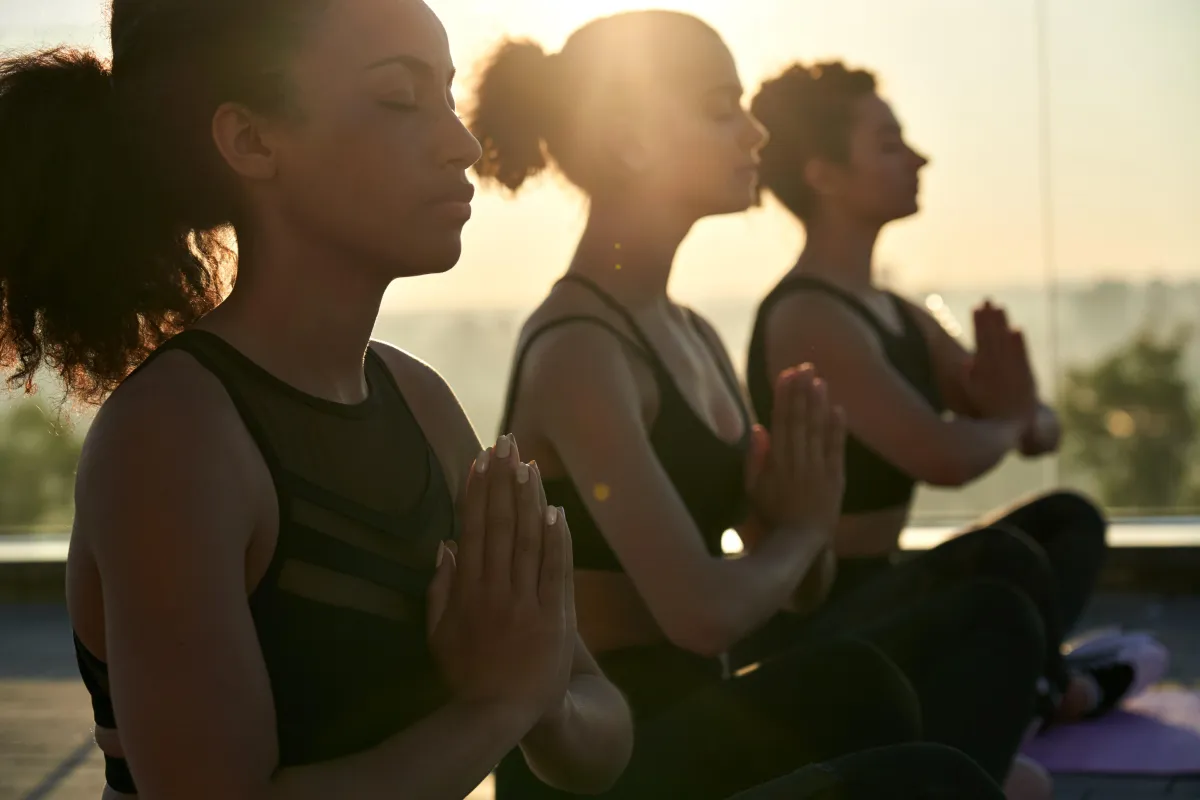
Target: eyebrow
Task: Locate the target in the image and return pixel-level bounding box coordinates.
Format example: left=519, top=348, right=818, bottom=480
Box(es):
left=364, top=54, right=456, bottom=83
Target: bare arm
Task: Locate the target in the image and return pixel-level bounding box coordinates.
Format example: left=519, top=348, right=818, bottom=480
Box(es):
left=764, top=294, right=1023, bottom=487
left=373, top=342, right=632, bottom=794
left=83, top=359, right=547, bottom=800
left=525, top=325, right=824, bottom=658
left=905, top=299, right=1061, bottom=457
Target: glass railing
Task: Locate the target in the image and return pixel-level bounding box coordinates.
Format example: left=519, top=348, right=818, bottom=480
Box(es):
left=0, top=0, right=1196, bottom=533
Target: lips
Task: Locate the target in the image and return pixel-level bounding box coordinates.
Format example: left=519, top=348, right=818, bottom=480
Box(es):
left=430, top=183, right=475, bottom=205
left=427, top=183, right=475, bottom=223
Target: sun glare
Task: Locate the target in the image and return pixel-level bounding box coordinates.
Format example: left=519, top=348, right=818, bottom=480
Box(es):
left=520, top=0, right=729, bottom=44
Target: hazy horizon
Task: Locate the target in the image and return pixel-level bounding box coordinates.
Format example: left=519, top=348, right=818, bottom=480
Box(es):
left=2, top=0, right=1197, bottom=312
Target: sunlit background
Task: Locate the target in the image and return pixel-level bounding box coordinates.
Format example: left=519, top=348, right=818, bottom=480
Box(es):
left=1, top=0, right=1199, bottom=526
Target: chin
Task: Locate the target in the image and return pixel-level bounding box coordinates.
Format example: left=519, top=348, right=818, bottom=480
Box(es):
left=386, top=240, right=463, bottom=278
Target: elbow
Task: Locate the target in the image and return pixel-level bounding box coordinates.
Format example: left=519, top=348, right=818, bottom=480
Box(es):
left=661, top=604, right=740, bottom=659
left=912, top=449, right=986, bottom=488
left=921, top=461, right=975, bottom=488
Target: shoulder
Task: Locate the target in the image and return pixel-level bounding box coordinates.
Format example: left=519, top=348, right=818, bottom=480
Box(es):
left=370, top=339, right=463, bottom=412
left=515, top=288, right=647, bottom=398
left=77, top=349, right=265, bottom=563
left=369, top=339, right=481, bottom=498
left=763, top=283, right=885, bottom=354
left=85, top=349, right=259, bottom=480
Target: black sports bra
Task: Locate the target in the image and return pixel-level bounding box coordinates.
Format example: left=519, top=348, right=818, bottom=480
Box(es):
left=500, top=274, right=751, bottom=572
left=73, top=331, right=456, bottom=794
left=747, top=276, right=945, bottom=514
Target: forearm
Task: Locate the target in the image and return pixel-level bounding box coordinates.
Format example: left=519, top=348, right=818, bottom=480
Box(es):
left=269, top=700, right=533, bottom=800
left=1020, top=404, right=1061, bottom=456
left=519, top=675, right=633, bottom=794
left=928, top=417, right=1025, bottom=486
left=716, top=528, right=827, bottom=639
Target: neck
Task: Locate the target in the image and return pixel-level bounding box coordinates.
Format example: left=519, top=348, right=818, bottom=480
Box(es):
left=202, top=223, right=390, bottom=404
left=794, top=211, right=882, bottom=290
left=568, top=195, right=696, bottom=307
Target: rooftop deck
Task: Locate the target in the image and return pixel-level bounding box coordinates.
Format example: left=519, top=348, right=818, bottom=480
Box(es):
left=2, top=524, right=1198, bottom=799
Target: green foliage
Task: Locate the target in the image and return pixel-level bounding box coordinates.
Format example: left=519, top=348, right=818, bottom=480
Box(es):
left=1060, top=326, right=1198, bottom=512
left=0, top=402, right=83, bottom=529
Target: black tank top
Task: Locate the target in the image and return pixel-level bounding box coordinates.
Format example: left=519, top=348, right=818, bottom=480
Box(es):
left=73, top=330, right=457, bottom=794
left=747, top=276, right=944, bottom=514
left=500, top=274, right=751, bottom=573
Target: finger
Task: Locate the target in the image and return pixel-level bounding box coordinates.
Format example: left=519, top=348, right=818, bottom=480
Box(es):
left=539, top=506, right=567, bottom=609
left=511, top=460, right=542, bottom=597
left=457, top=449, right=491, bottom=584
left=484, top=434, right=518, bottom=588
left=993, top=305, right=1011, bottom=334
left=531, top=460, right=549, bottom=516
left=770, top=367, right=796, bottom=471
left=745, top=424, right=771, bottom=493
left=826, top=405, right=847, bottom=491
left=561, top=508, right=575, bottom=624
left=790, top=366, right=813, bottom=479
left=426, top=541, right=457, bottom=637
left=806, top=375, right=829, bottom=477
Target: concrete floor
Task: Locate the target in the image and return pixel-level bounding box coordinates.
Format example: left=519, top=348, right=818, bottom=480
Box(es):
left=2, top=595, right=1198, bottom=800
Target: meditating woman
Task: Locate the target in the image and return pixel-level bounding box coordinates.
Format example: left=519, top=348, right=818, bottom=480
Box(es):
left=0, top=1, right=633, bottom=796
left=471, top=11, right=1031, bottom=798
left=746, top=61, right=1161, bottom=739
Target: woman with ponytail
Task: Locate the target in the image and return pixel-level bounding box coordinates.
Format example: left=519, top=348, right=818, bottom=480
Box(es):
left=472, top=11, right=1017, bottom=799
left=1, top=2, right=636, bottom=797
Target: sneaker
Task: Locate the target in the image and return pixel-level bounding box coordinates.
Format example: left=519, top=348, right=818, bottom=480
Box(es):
left=1064, top=630, right=1170, bottom=714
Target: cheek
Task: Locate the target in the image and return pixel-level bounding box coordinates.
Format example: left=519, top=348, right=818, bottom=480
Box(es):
left=280, top=117, right=424, bottom=228
left=659, top=118, right=739, bottom=187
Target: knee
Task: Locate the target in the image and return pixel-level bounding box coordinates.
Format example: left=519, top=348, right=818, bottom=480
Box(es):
left=815, top=637, right=923, bottom=745
left=829, top=744, right=1003, bottom=799
left=962, top=527, right=1056, bottom=594
left=1042, top=489, right=1109, bottom=552
left=956, top=579, right=1047, bottom=674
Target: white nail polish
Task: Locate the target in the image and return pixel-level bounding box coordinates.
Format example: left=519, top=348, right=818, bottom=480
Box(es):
left=496, top=435, right=512, bottom=459
left=474, top=450, right=490, bottom=473
left=546, top=507, right=559, bottom=526
left=516, top=463, right=530, bottom=484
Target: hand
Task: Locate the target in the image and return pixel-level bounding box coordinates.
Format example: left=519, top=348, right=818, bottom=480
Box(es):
left=427, top=434, right=575, bottom=728
left=964, top=302, right=1038, bottom=423
left=746, top=365, right=846, bottom=537
left=785, top=544, right=838, bottom=616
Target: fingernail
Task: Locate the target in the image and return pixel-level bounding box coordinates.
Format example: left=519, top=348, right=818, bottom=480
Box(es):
left=496, top=435, right=512, bottom=459
left=546, top=506, right=559, bottom=526
left=436, top=541, right=446, bottom=568
left=446, top=540, right=459, bottom=557
left=516, top=463, right=530, bottom=484
left=474, top=450, right=490, bottom=473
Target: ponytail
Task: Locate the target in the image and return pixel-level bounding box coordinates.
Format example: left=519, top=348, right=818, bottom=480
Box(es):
left=0, top=48, right=223, bottom=403
left=469, top=39, right=559, bottom=192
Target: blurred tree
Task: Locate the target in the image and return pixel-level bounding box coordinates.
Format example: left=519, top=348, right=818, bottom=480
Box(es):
left=1059, top=326, right=1197, bottom=513
left=0, top=402, right=83, bottom=529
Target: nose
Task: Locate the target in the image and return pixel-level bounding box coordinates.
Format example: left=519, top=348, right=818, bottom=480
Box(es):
left=912, top=146, right=930, bottom=169
left=743, top=109, right=770, bottom=154
left=440, top=107, right=483, bottom=170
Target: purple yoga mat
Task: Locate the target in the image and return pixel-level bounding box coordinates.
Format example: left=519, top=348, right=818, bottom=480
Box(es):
left=1021, top=688, right=1200, bottom=774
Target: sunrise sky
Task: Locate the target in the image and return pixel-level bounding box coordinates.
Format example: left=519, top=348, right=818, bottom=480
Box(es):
left=3, top=0, right=1197, bottom=310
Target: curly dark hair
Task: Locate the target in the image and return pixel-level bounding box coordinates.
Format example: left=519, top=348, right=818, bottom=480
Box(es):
left=469, top=10, right=721, bottom=195
left=0, top=0, right=328, bottom=403
left=751, top=61, right=878, bottom=223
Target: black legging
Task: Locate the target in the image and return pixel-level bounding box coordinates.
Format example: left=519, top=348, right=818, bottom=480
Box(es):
left=825, top=490, right=1106, bottom=702
left=733, top=490, right=1106, bottom=777
left=731, top=743, right=1004, bottom=799
left=496, top=637, right=993, bottom=799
